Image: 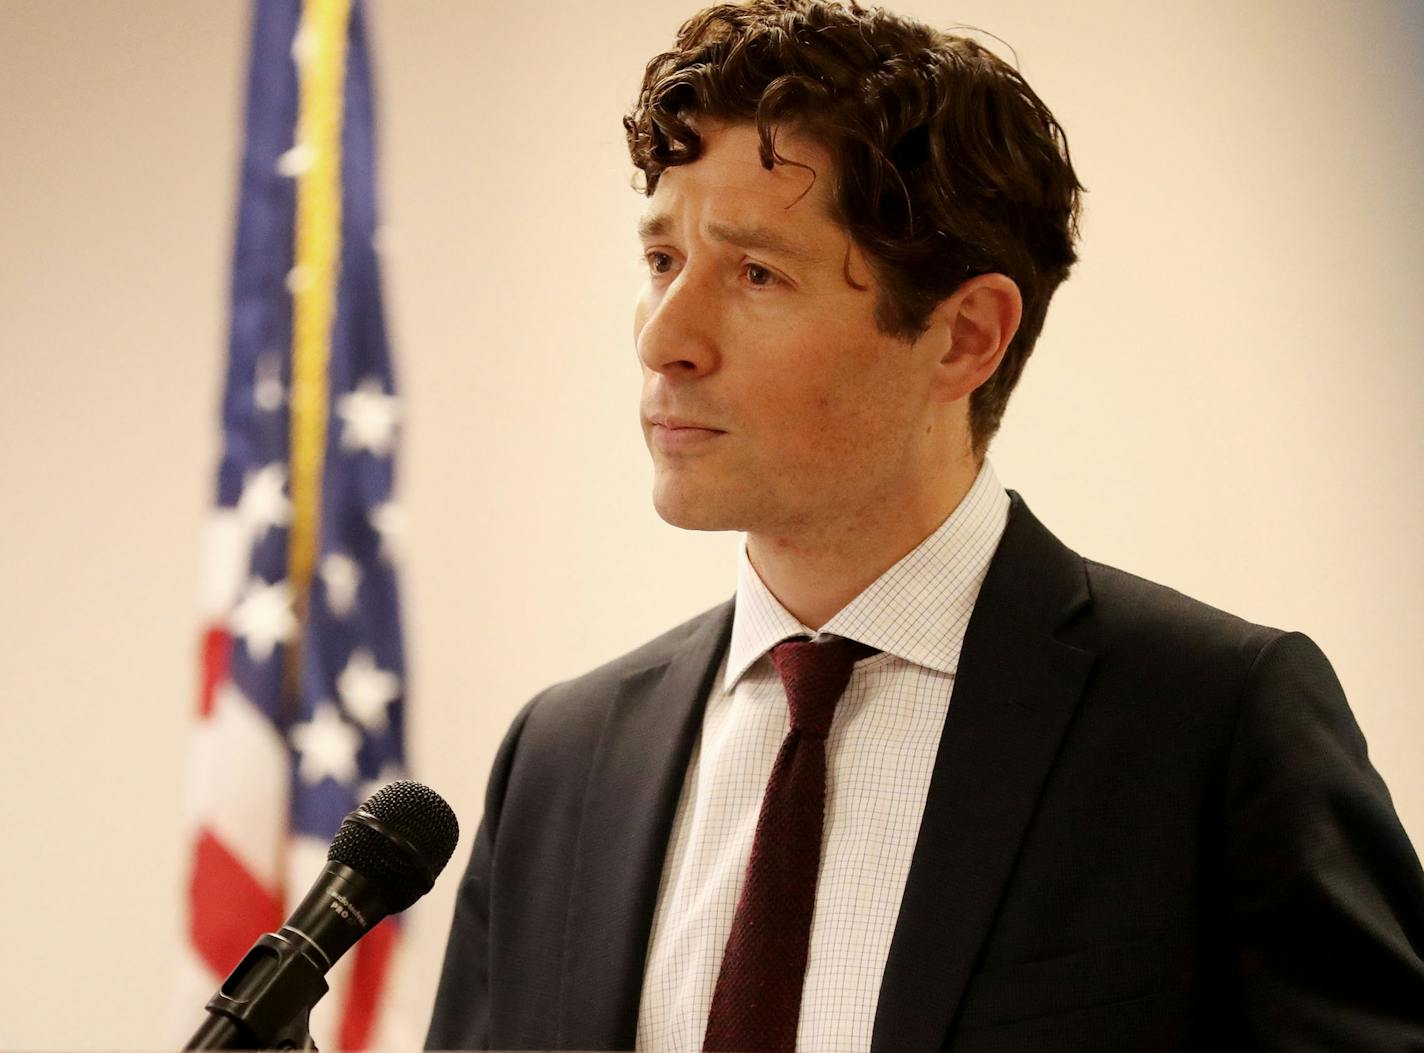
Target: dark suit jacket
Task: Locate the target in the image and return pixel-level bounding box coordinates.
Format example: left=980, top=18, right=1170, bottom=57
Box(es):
left=426, top=494, right=1424, bottom=1051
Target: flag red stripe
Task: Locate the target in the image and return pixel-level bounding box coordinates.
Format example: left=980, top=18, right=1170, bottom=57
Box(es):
left=189, top=828, right=284, bottom=977
left=339, top=917, right=398, bottom=1049
left=198, top=628, right=232, bottom=718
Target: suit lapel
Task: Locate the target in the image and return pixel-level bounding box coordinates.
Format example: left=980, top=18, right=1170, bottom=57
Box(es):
left=872, top=494, right=1097, bottom=1053
left=557, top=601, right=735, bottom=1050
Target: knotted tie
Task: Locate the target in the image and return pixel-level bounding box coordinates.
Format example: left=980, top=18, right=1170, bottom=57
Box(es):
left=703, top=634, right=879, bottom=1052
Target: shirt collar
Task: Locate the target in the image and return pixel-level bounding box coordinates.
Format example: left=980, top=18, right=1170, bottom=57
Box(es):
left=724, top=459, right=1011, bottom=692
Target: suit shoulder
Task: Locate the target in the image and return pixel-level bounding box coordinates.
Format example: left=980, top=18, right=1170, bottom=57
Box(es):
left=1079, top=557, right=1284, bottom=671
left=1068, top=559, right=1329, bottom=758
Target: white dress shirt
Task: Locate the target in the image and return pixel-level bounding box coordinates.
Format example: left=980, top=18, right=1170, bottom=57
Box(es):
left=636, top=460, right=1011, bottom=1052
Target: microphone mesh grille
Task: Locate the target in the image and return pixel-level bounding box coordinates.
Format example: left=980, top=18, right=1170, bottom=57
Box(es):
left=328, top=780, right=460, bottom=913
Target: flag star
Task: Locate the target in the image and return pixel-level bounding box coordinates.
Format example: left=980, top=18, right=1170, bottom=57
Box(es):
left=290, top=22, right=317, bottom=66
left=369, top=501, right=405, bottom=562
left=286, top=265, right=313, bottom=295
left=275, top=142, right=315, bottom=177
left=237, top=463, right=291, bottom=538
left=336, top=377, right=400, bottom=456
left=254, top=352, right=285, bottom=411
left=337, top=649, right=401, bottom=733
left=230, top=578, right=297, bottom=662
left=290, top=702, right=362, bottom=786
left=320, top=552, right=361, bottom=617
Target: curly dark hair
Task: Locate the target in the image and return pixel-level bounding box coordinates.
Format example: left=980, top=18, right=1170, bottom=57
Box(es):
left=624, top=0, right=1085, bottom=456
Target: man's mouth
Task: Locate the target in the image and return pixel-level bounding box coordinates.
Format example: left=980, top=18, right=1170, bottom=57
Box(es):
left=646, top=414, right=727, bottom=451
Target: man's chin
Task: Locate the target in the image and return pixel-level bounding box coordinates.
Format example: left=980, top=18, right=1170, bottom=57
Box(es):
left=651, top=483, right=741, bottom=533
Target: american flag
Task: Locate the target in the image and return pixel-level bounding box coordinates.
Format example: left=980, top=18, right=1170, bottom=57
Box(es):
left=182, top=0, right=411, bottom=1046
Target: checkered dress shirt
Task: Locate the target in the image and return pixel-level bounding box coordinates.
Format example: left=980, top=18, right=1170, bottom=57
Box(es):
left=636, top=460, right=1011, bottom=1052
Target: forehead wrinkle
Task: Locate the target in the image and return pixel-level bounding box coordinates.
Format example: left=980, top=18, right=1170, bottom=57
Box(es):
left=704, top=219, right=815, bottom=262
left=636, top=211, right=821, bottom=264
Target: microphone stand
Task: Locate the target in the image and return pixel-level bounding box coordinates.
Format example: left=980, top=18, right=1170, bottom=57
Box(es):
left=184, top=931, right=325, bottom=1050
left=186, top=1005, right=316, bottom=1051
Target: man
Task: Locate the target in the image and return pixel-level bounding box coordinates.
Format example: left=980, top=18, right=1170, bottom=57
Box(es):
left=427, top=1, right=1424, bottom=1049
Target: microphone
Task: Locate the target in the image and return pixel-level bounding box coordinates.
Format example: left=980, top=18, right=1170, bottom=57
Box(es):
left=185, top=780, right=460, bottom=1050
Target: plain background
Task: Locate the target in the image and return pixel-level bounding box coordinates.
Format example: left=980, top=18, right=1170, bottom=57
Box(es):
left=1, top=0, right=1420, bottom=1047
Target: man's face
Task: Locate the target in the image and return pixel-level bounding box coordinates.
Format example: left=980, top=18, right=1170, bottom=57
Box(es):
left=635, top=120, right=944, bottom=542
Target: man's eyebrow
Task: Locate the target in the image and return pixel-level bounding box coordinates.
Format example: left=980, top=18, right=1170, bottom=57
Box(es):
left=637, top=212, right=815, bottom=262
left=637, top=213, right=672, bottom=241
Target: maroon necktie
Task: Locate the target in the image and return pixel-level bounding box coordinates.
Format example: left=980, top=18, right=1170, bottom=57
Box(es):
left=703, top=634, right=879, bottom=1053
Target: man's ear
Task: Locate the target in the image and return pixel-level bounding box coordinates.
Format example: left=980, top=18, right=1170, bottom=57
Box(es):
left=928, top=273, right=1023, bottom=403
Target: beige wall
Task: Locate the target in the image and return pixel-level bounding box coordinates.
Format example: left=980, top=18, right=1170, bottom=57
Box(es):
left=1, top=0, right=1420, bottom=1047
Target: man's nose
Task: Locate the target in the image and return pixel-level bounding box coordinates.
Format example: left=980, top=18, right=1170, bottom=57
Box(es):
left=635, top=269, right=719, bottom=379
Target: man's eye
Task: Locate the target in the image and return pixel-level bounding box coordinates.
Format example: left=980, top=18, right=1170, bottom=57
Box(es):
left=744, top=263, right=780, bottom=287
left=644, top=251, right=674, bottom=274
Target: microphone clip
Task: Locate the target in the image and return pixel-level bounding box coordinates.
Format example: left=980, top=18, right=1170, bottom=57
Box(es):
left=185, top=931, right=325, bottom=1050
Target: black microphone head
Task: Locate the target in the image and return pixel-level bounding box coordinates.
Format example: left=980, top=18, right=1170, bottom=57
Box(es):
left=329, top=780, right=460, bottom=913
